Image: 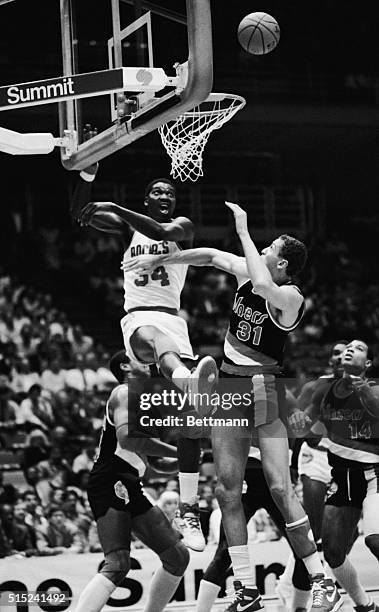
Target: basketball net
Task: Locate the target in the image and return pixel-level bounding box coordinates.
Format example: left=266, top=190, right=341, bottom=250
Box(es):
left=158, top=93, right=246, bottom=182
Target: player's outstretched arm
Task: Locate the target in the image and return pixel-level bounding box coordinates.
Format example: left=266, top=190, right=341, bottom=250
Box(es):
left=71, top=164, right=128, bottom=236
left=121, top=248, right=248, bottom=278
left=79, top=200, right=194, bottom=242
left=225, top=201, right=303, bottom=313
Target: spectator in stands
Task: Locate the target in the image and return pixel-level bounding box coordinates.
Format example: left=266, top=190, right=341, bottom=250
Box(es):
left=23, top=490, right=48, bottom=537
left=67, top=324, right=93, bottom=356
left=36, top=505, right=84, bottom=555
left=0, top=378, right=18, bottom=447
left=198, top=483, right=214, bottom=541
left=64, top=354, right=89, bottom=392
left=40, top=358, right=66, bottom=395
left=23, top=429, right=50, bottom=469
left=14, top=323, right=40, bottom=360
left=157, top=491, right=179, bottom=524
left=13, top=501, right=38, bottom=553
left=72, top=446, right=96, bottom=474
left=11, top=358, right=40, bottom=395
left=0, top=471, right=18, bottom=505
left=82, top=352, right=99, bottom=391
left=95, top=352, right=117, bottom=391
left=16, top=384, right=54, bottom=432
left=0, top=503, right=34, bottom=557
left=62, top=489, right=91, bottom=549
left=165, top=479, right=179, bottom=492
left=37, top=447, right=73, bottom=498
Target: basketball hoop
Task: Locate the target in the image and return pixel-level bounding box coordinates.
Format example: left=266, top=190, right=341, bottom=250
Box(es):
left=158, top=93, right=246, bottom=182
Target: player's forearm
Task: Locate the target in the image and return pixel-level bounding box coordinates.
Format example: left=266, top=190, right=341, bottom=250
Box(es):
left=109, top=205, right=166, bottom=240
left=90, top=211, right=125, bottom=234
left=71, top=177, right=93, bottom=221
left=238, top=231, right=272, bottom=287
left=156, top=248, right=216, bottom=267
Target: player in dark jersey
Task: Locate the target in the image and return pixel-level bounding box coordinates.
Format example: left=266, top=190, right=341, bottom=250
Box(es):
left=121, top=201, right=341, bottom=612
left=290, top=339, right=379, bottom=612
left=69, top=162, right=218, bottom=552
left=74, top=351, right=189, bottom=612
left=279, top=341, right=347, bottom=611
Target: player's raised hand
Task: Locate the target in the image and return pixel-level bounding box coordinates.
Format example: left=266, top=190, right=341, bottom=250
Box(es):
left=225, top=201, right=248, bottom=235
left=287, top=410, right=312, bottom=436
left=121, top=254, right=160, bottom=273
left=78, top=201, right=117, bottom=226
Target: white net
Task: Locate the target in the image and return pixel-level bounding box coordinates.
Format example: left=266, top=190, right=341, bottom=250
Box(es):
left=158, top=93, right=246, bottom=182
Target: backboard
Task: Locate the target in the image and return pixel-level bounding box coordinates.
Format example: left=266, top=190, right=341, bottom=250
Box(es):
left=58, top=0, right=213, bottom=170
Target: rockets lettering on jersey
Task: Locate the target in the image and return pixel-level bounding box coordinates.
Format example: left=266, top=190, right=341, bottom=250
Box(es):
left=123, top=232, right=188, bottom=312
left=224, top=280, right=304, bottom=367
left=320, top=379, right=379, bottom=464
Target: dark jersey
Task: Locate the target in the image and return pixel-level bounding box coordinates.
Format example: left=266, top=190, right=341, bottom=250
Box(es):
left=223, top=279, right=304, bottom=371
left=320, top=379, right=379, bottom=468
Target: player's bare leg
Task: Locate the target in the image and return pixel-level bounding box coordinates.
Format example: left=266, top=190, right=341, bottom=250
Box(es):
left=130, top=326, right=217, bottom=415
left=212, top=424, right=264, bottom=612
left=323, top=505, right=375, bottom=611
left=132, top=507, right=189, bottom=612
left=258, top=419, right=342, bottom=612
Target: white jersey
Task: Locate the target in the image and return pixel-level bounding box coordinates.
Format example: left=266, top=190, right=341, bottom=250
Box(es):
left=123, top=231, right=188, bottom=312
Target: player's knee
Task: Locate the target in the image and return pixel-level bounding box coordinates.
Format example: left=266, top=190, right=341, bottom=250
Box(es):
left=215, top=479, right=241, bottom=508
left=323, top=541, right=346, bottom=569
left=159, top=540, right=189, bottom=577
left=100, top=549, right=131, bottom=586
left=365, top=534, right=379, bottom=560
left=133, top=326, right=157, bottom=346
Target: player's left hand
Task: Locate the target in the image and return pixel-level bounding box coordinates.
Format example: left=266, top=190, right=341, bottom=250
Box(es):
left=225, top=201, right=248, bottom=235
left=78, top=201, right=117, bottom=226
left=121, top=254, right=160, bottom=274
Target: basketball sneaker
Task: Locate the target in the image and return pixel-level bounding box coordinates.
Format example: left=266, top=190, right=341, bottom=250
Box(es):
left=354, top=600, right=378, bottom=612
left=222, top=581, right=264, bottom=612
left=187, top=356, right=218, bottom=417
left=174, top=500, right=206, bottom=552
left=310, top=575, right=342, bottom=612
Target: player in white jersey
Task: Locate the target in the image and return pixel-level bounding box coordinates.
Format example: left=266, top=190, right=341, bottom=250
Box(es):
left=70, top=163, right=218, bottom=551
left=289, top=339, right=379, bottom=612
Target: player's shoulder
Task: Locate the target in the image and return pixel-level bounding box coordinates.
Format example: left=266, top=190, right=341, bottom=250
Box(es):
left=108, top=383, right=129, bottom=405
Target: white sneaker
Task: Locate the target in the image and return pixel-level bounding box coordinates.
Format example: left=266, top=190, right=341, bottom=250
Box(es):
left=174, top=501, right=206, bottom=552
left=187, top=356, right=218, bottom=417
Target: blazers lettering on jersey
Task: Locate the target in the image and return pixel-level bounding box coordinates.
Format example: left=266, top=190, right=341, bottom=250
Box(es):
left=225, top=280, right=304, bottom=367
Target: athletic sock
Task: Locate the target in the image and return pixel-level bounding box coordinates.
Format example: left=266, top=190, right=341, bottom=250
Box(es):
left=74, top=573, right=115, bottom=612
left=293, top=587, right=312, bottom=610
left=143, top=567, right=182, bottom=612
left=279, top=552, right=295, bottom=586
left=302, top=551, right=325, bottom=578
left=332, top=558, right=369, bottom=606
left=229, top=544, right=255, bottom=588
left=196, top=580, right=221, bottom=612
left=179, top=472, right=199, bottom=505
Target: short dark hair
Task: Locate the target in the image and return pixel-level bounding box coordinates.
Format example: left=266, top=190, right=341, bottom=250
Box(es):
left=144, top=178, right=176, bottom=199
left=279, top=235, right=308, bottom=276
left=47, top=504, right=65, bottom=519
left=109, top=350, right=130, bottom=384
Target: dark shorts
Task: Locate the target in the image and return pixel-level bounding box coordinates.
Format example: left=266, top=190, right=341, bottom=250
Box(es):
left=325, top=466, right=368, bottom=509
left=88, top=468, right=152, bottom=521
left=217, top=368, right=286, bottom=428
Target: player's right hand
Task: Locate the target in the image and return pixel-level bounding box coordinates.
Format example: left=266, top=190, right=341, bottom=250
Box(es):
left=121, top=254, right=161, bottom=273
left=287, top=410, right=312, bottom=435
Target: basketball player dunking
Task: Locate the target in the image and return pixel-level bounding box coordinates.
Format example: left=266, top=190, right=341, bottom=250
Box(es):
left=122, top=201, right=342, bottom=612
left=70, top=163, right=218, bottom=551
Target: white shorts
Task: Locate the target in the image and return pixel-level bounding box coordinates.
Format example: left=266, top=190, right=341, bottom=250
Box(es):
left=120, top=310, right=196, bottom=365
left=299, top=442, right=332, bottom=485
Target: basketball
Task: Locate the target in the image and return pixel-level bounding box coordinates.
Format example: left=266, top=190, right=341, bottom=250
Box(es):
left=238, top=12, right=280, bottom=55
